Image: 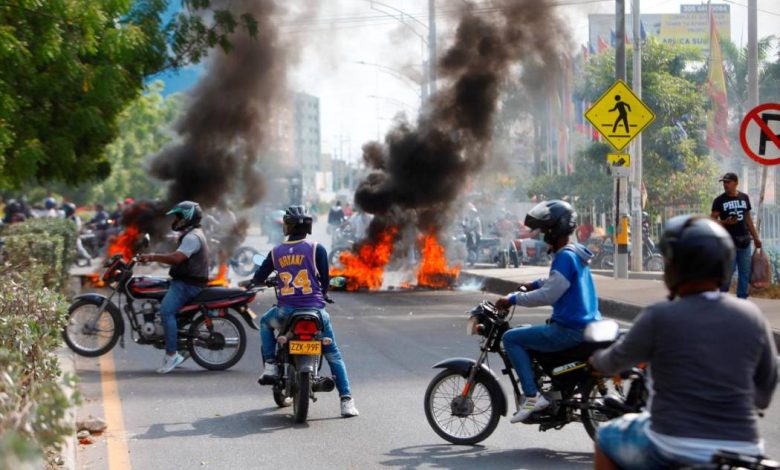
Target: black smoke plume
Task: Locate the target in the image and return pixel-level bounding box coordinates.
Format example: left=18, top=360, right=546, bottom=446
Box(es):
left=145, top=0, right=288, bottom=253
left=355, top=0, right=569, bottom=244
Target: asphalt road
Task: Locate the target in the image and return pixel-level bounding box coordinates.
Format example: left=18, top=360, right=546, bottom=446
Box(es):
left=73, top=286, right=780, bottom=470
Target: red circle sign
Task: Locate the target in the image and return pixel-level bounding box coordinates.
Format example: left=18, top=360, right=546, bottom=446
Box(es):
left=740, top=103, right=780, bottom=165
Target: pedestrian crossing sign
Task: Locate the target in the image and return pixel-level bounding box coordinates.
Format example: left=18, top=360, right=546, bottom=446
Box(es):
left=585, top=79, right=655, bottom=151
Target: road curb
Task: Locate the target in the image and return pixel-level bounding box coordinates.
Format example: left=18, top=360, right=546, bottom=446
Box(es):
left=56, top=347, right=77, bottom=470
left=459, top=271, right=780, bottom=350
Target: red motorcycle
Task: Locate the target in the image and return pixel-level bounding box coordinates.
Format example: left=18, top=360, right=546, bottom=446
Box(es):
left=63, top=234, right=261, bottom=370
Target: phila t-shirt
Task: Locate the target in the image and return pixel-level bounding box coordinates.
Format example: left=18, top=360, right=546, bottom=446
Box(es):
left=711, top=191, right=751, bottom=242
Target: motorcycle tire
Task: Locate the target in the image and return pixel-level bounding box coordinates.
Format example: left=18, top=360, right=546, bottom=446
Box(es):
left=63, top=299, right=122, bottom=357
left=187, top=310, right=247, bottom=371
left=579, top=376, right=641, bottom=440
left=293, top=370, right=311, bottom=423
left=645, top=254, right=664, bottom=272
left=599, top=253, right=614, bottom=270
left=329, top=249, right=345, bottom=268
left=231, top=246, right=260, bottom=277
left=423, top=369, right=502, bottom=445
left=497, top=251, right=508, bottom=269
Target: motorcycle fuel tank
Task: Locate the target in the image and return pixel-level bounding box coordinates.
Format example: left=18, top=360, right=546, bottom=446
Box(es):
left=127, top=277, right=169, bottom=299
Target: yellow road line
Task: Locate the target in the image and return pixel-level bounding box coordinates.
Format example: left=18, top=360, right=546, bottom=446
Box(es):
left=99, top=351, right=132, bottom=470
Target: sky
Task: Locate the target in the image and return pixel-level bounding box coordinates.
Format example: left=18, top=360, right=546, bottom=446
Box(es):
left=157, top=0, right=780, bottom=164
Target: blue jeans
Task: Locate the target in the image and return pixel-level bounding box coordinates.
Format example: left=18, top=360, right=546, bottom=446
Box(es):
left=721, top=244, right=752, bottom=299
left=597, top=413, right=675, bottom=470
left=260, top=306, right=352, bottom=397
left=502, top=322, right=584, bottom=396
left=160, top=280, right=203, bottom=354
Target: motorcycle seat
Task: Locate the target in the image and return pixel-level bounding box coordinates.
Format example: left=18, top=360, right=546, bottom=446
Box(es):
left=530, top=340, right=613, bottom=364
left=190, top=287, right=248, bottom=303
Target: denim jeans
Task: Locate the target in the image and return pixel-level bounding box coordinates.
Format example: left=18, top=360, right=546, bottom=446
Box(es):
left=721, top=244, right=752, bottom=299
left=502, top=322, right=584, bottom=396
left=597, top=413, right=675, bottom=470
left=160, top=280, right=203, bottom=354
left=260, top=306, right=352, bottom=397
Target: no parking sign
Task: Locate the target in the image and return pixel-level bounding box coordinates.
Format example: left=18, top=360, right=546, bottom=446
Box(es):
left=740, top=103, right=780, bottom=165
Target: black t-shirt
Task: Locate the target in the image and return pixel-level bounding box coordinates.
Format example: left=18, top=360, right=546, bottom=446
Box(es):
left=711, top=191, right=751, bottom=242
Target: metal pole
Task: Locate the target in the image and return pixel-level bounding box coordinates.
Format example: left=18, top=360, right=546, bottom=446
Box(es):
left=428, top=0, right=437, bottom=95
left=747, top=0, right=766, bottom=232
left=630, top=0, right=643, bottom=272
left=615, top=0, right=629, bottom=279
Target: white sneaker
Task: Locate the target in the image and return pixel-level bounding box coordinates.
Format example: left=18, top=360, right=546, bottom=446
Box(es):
left=510, top=394, right=550, bottom=423
left=156, top=353, right=184, bottom=374
left=340, top=397, right=359, bottom=417
left=259, top=361, right=279, bottom=381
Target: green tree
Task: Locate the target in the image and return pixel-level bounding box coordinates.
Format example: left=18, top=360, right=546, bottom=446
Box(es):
left=0, top=0, right=257, bottom=188
left=535, top=39, right=720, bottom=214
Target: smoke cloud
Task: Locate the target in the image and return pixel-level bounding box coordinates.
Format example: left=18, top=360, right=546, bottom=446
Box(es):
left=355, top=0, right=570, bottom=242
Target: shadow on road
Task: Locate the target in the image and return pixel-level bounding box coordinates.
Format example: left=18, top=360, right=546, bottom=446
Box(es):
left=380, top=444, right=592, bottom=469
left=134, top=407, right=318, bottom=439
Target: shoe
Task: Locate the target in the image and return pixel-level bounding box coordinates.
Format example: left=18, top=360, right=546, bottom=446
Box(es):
left=510, top=394, right=549, bottom=423
left=258, top=361, right=279, bottom=384
left=156, top=353, right=184, bottom=374
left=340, top=396, right=359, bottom=417
left=177, top=351, right=190, bottom=367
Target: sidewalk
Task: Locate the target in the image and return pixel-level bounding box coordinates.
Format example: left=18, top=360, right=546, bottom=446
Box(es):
left=460, top=266, right=780, bottom=349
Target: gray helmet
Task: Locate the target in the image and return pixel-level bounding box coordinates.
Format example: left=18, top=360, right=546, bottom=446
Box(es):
left=658, top=215, right=734, bottom=297
left=524, top=200, right=577, bottom=246
left=166, top=201, right=202, bottom=232
left=61, top=203, right=76, bottom=218
left=283, top=205, right=312, bottom=236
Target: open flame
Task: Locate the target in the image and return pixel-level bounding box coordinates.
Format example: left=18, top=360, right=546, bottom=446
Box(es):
left=208, top=263, right=230, bottom=287
left=417, top=233, right=460, bottom=288
left=81, top=273, right=105, bottom=288
left=330, top=227, right=398, bottom=291
left=108, top=225, right=141, bottom=262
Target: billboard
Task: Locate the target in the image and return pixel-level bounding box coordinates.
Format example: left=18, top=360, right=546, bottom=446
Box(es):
left=589, top=4, right=730, bottom=56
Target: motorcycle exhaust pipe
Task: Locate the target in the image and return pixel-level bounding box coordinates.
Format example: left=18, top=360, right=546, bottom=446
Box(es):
left=312, top=376, right=336, bottom=393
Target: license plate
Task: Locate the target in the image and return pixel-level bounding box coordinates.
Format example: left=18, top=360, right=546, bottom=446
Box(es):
left=289, top=340, right=321, bottom=355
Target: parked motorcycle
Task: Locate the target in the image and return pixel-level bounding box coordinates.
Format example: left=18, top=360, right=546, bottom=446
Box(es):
left=208, top=238, right=262, bottom=277
left=423, top=300, right=646, bottom=444
left=594, top=233, right=663, bottom=271
left=329, top=223, right=356, bottom=268
left=63, top=234, right=259, bottom=371
left=248, top=258, right=337, bottom=423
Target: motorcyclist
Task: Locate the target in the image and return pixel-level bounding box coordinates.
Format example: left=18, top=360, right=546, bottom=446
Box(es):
left=62, top=203, right=92, bottom=264
left=43, top=197, right=59, bottom=218
left=495, top=200, right=601, bottom=422
left=251, top=205, right=359, bottom=418
left=138, top=201, right=210, bottom=374
left=590, top=215, right=778, bottom=470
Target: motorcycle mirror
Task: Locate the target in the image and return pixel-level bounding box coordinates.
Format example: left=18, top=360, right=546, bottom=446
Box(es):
left=583, top=320, right=620, bottom=343
left=252, top=254, right=265, bottom=266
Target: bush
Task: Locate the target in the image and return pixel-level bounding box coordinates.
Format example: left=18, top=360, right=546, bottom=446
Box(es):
left=0, top=218, right=77, bottom=291
left=0, top=221, right=78, bottom=468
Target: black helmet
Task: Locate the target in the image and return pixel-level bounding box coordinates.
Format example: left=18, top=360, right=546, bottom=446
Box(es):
left=658, top=215, right=734, bottom=297
left=166, top=201, right=202, bottom=232
left=44, top=197, right=57, bottom=210
left=524, top=200, right=577, bottom=246
left=283, top=205, right=312, bottom=236
left=61, top=203, right=76, bottom=218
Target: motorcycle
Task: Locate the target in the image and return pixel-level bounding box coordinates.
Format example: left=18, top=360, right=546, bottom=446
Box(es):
left=594, top=233, right=664, bottom=271
left=423, top=300, right=646, bottom=444
left=248, top=258, right=337, bottom=424
left=63, top=234, right=260, bottom=371
left=207, top=238, right=262, bottom=277
left=329, top=223, right=356, bottom=268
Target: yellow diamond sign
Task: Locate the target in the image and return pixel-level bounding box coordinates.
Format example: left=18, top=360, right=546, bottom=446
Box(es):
left=585, top=79, right=655, bottom=151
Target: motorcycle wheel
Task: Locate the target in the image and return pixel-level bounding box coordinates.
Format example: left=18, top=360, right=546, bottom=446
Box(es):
left=231, top=246, right=260, bottom=277
left=329, top=249, right=345, bottom=268
left=423, top=369, right=502, bottom=445
left=187, top=310, right=247, bottom=371
left=645, top=254, right=664, bottom=272
left=293, top=370, right=311, bottom=423
left=579, top=376, right=639, bottom=440
left=63, top=299, right=122, bottom=357
left=599, top=253, right=614, bottom=270
left=496, top=251, right=508, bottom=269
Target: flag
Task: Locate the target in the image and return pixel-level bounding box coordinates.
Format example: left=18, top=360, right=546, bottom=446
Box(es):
left=705, top=11, right=731, bottom=155
left=640, top=21, right=647, bottom=41
left=597, top=36, right=609, bottom=53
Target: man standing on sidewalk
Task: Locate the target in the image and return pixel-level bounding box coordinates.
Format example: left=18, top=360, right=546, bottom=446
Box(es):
left=710, top=172, right=762, bottom=299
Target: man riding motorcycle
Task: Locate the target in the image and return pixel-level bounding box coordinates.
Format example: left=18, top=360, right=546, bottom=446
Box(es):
left=590, top=215, right=778, bottom=470
left=138, top=201, right=210, bottom=374
left=495, top=199, right=601, bottom=422
left=251, top=205, right=359, bottom=418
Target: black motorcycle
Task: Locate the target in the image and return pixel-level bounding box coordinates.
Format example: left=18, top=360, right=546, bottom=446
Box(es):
left=248, top=265, right=336, bottom=423
left=63, top=234, right=260, bottom=371
left=423, top=300, right=646, bottom=444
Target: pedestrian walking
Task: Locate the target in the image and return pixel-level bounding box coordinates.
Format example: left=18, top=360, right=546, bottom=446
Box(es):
left=710, top=172, right=762, bottom=299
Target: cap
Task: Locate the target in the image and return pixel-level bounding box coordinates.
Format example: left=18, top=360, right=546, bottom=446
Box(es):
left=719, top=172, right=738, bottom=182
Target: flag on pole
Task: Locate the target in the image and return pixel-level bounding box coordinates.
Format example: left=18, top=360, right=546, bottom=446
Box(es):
left=705, top=11, right=731, bottom=155
left=597, top=36, right=610, bottom=53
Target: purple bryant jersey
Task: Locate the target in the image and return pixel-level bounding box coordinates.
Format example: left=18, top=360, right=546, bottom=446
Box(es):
left=271, top=240, right=325, bottom=309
